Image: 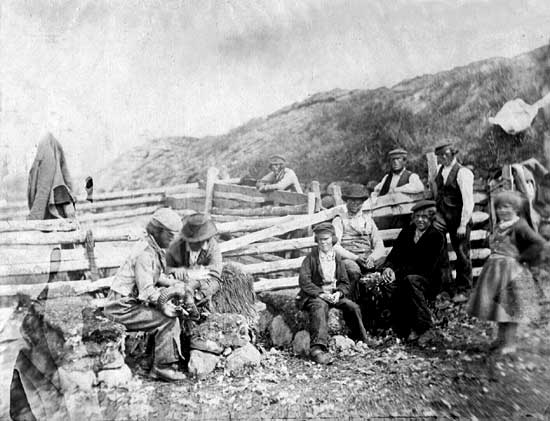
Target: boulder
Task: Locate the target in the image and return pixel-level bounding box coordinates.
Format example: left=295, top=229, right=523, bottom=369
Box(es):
left=292, top=330, right=311, bottom=356
left=331, top=335, right=354, bottom=351
left=327, top=308, right=349, bottom=336
left=225, top=343, right=262, bottom=374
left=269, top=315, right=293, bottom=348
left=189, top=313, right=251, bottom=350
left=58, top=366, right=97, bottom=392
left=97, top=364, right=132, bottom=387
left=188, top=350, right=220, bottom=379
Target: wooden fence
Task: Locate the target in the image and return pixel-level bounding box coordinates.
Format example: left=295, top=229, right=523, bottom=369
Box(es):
left=0, top=166, right=491, bottom=298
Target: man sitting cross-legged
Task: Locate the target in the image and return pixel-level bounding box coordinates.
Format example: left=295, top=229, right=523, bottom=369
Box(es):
left=296, top=222, right=369, bottom=364
left=332, top=183, right=386, bottom=300
left=380, top=200, right=448, bottom=342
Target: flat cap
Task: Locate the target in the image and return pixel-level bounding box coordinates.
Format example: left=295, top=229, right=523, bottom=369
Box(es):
left=268, top=155, right=286, bottom=165
left=342, top=183, right=370, bottom=200
left=411, top=200, right=436, bottom=213
left=434, top=143, right=453, bottom=155
left=151, top=208, right=183, bottom=232
left=313, top=222, right=335, bottom=235
left=388, top=148, right=408, bottom=158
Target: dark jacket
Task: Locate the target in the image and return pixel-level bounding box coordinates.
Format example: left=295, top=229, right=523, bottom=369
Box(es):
left=296, top=248, right=351, bottom=308
left=381, top=224, right=446, bottom=296
left=435, top=163, right=463, bottom=228
left=379, top=169, right=412, bottom=196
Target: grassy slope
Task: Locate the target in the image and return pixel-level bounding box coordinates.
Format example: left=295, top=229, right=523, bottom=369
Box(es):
left=98, top=45, right=550, bottom=191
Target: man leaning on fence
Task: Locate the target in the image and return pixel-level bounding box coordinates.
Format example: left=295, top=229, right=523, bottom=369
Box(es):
left=103, top=208, right=186, bottom=381
left=432, top=142, right=474, bottom=303
left=296, top=223, right=369, bottom=365
left=256, top=154, right=303, bottom=193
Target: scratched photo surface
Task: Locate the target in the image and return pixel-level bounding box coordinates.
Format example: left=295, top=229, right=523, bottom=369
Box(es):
left=1, top=1, right=550, bottom=420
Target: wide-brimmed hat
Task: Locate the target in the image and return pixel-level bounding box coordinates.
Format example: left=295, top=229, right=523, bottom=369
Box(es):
left=411, top=200, right=436, bottom=213
left=388, top=148, right=408, bottom=158
left=181, top=213, right=217, bottom=242
left=268, top=155, right=286, bottom=165
left=342, top=184, right=370, bottom=200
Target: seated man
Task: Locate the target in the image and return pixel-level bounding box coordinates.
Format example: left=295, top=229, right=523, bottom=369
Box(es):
left=332, top=183, right=385, bottom=300
left=256, top=154, right=303, bottom=193
left=296, top=223, right=369, bottom=364
left=370, top=148, right=424, bottom=200
left=166, top=213, right=223, bottom=309
left=103, top=208, right=185, bottom=381
left=380, top=200, right=447, bottom=341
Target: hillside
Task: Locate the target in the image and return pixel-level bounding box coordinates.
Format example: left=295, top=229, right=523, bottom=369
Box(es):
left=98, top=45, right=550, bottom=191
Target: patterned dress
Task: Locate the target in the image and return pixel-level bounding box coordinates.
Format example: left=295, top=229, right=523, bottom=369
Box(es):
left=467, top=218, right=545, bottom=323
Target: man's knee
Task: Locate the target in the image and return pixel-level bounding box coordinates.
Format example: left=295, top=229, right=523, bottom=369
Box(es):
left=306, top=297, right=329, bottom=313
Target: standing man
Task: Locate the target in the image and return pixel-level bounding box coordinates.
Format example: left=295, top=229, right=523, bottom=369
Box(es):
left=256, top=155, right=303, bottom=193
left=370, top=148, right=424, bottom=200
left=104, top=208, right=186, bottom=381
left=296, top=223, right=369, bottom=364
left=332, top=184, right=386, bottom=300
left=380, top=200, right=447, bottom=341
left=432, top=142, right=474, bottom=303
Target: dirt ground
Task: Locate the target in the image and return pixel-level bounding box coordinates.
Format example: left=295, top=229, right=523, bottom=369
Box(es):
left=91, top=303, right=550, bottom=420
left=2, top=301, right=550, bottom=420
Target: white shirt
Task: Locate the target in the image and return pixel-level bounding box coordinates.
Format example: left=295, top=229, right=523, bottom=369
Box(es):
left=188, top=241, right=209, bottom=267
left=371, top=169, right=424, bottom=199
left=318, top=249, right=337, bottom=293
left=332, top=210, right=385, bottom=262
left=437, top=158, right=474, bottom=228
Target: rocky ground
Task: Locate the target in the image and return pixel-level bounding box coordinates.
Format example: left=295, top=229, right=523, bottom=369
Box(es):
left=3, top=300, right=549, bottom=420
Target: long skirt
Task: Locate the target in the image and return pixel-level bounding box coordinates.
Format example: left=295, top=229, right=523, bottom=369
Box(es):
left=467, top=255, right=539, bottom=323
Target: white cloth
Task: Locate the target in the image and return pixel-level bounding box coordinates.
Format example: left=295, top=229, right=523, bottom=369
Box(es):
left=371, top=169, right=424, bottom=199
left=332, top=210, right=385, bottom=262
left=318, top=249, right=337, bottom=293
left=438, top=158, right=475, bottom=228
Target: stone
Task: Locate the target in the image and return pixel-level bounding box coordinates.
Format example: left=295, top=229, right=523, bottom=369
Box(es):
left=292, top=330, right=310, bottom=356
left=225, top=343, right=262, bottom=374
left=97, top=364, right=132, bottom=387
left=269, top=315, right=293, bottom=348
left=58, top=366, right=97, bottom=392
left=187, top=350, right=220, bottom=379
left=258, top=291, right=309, bottom=332
left=327, top=308, right=348, bottom=336
left=190, top=338, right=224, bottom=355
left=189, top=313, right=251, bottom=350
left=257, top=308, right=274, bottom=337
left=331, top=335, right=354, bottom=351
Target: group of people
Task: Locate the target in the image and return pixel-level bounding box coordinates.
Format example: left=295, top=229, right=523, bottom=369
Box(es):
left=25, top=134, right=548, bottom=376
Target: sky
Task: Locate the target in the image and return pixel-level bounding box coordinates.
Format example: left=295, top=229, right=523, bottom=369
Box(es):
left=1, top=0, right=549, bottom=180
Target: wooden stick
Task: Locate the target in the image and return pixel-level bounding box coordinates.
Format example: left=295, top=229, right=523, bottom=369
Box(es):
left=0, top=219, right=79, bottom=233
left=332, top=185, right=344, bottom=206
left=219, top=206, right=345, bottom=253
left=78, top=205, right=159, bottom=222
left=243, top=257, right=305, bottom=275
left=306, top=192, right=316, bottom=236
left=0, top=277, right=114, bottom=298
left=216, top=216, right=295, bottom=234
left=310, top=181, right=321, bottom=212
left=426, top=152, right=438, bottom=197
left=204, top=167, right=220, bottom=216
left=212, top=204, right=307, bottom=217
left=224, top=236, right=315, bottom=257
left=76, top=195, right=165, bottom=212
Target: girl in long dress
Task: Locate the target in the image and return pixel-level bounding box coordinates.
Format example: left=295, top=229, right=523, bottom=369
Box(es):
left=467, top=191, right=546, bottom=355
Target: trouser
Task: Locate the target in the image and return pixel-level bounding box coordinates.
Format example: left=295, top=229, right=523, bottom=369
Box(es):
left=343, top=259, right=363, bottom=302
left=103, top=295, right=182, bottom=366
left=434, top=214, right=472, bottom=294
left=391, top=274, right=434, bottom=337
left=303, top=297, right=368, bottom=349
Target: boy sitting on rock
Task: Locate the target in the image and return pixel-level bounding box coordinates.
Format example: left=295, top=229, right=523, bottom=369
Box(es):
left=296, top=222, right=369, bottom=364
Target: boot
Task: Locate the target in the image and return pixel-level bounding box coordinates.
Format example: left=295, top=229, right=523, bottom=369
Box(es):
left=150, top=364, right=187, bottom=381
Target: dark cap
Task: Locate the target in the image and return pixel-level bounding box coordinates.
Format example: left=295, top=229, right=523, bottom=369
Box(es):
left=268, top=155, right=286, bottom=165
left=434, top=143, right=454, bottom=155
left=388, top=148, right=408, bottom=158
left=341, top=184, right=370, bottom=200
left=411, top=200, right=436, bottom=213
left=313, top=222, right=335, bottom=236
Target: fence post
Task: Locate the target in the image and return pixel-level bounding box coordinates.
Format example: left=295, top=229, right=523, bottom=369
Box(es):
left=426, top=152, right=438, bottom=197
left=307, top=192, right=316, bottom=235
left=332, top=185, right=344, bottom=206
left=204, top=167, right=219, bottom=216
left=311, top=181, right=321, bottom=212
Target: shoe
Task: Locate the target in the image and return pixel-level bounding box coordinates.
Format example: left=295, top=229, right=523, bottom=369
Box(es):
left=310, top=347, right=333, bottom=365
left=150, top=364, right=186, bottom=381
left=407, top=331, right=420, bottom=342
left=452, top=293, right=468, bottom=304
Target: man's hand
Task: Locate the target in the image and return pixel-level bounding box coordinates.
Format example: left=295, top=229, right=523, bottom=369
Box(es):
left=160, top=301, right=179, bottom=318
left=381, top=268, right=396, bottom=284
left=170, top=267, right=189, bottom=282
left=331, top=291, right=342, bottom=303
left=319, top=293, right=334, bottom=304
left=457, top=225, right=467, bottom=239
left=357, top=255, right=375, bottom=269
